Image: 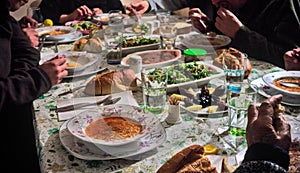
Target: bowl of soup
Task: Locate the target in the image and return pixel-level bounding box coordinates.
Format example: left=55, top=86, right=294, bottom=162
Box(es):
left=36, top=26, right=76, bottom=41
left=67, top=104, right=160, bottom=146
left=262, top=71, right=300, bottom=96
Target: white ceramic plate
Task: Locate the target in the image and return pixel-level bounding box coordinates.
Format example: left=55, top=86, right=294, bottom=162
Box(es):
left=181, top=33, right=231, bottom=49
left=251, top=77, right=300, bottom=106
left=67, top=104, right=161, bottom=146
left=60, top=51, right=98, bottom=73
left=42, top=31, right=82, bottom=45
left=121, top=49, right=181, bottom=69
left=36, top=26, right=76, bottom=41
left=180, top=105, right=228, bottom=118
left=113, top=34, right=160, bottom=56
left=262, top=71, right=300, bottom=96
left=145, top=61, right=224, bottom=92
left=60, top=119, right=166, bottom=160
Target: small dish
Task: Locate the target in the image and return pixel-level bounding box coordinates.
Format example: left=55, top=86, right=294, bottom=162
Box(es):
left=65, top=20, right=99, bottom=35
left=262, top=71, right=300, bottom=96
left=181, top=33, right=231, bottom=49
left=93, top=13, right=109, bottom=25
left=36, top=26, right=76, bottom=41
left=67, top=104, right=160, bottom=146
left=121, top=49, right=181, bottom=69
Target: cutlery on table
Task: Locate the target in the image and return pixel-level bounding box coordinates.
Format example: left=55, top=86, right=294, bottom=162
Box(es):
left=279, top=81, right=300, bottom=88
left=58, top=85, right=86, bottom=96
left=56, top=96, right=122, bottom=112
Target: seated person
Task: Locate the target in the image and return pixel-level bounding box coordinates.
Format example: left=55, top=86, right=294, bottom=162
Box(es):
left=234, top=94, right=291, bottom=172
left=283, top=48, right=300, bottom=70
left=39, top=0, right=125, bottom=25
left=126, top=0, right=300, bottom=69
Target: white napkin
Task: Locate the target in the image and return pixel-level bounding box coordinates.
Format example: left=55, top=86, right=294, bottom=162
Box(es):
left=57, top=90, right=139, bottom=121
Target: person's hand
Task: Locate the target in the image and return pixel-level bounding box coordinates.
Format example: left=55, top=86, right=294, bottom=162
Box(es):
left=126, top=1, right=149, bottom=15
left=92, top=8, right=103, bottom=15
left=19, top=16, right=38, bottom=29
left=215, top=7, right=243, bottom=38
left=22, top=24, right=39, bottom=47
left=70, top=5, right=93, bottom=21
left=40, top=55, right=68, bottom=86
left=247, top=94, right=291, bottom=151
left=283, top=48, right=300, bottom=70
left=188, top=8, right=211, bottom=33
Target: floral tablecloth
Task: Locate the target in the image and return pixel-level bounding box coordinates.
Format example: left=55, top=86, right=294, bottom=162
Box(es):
left=33, top=54, right=300, bottom=173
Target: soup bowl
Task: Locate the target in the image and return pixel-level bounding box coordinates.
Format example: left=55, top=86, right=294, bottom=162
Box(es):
left=67, top=104, right=160, bottom=146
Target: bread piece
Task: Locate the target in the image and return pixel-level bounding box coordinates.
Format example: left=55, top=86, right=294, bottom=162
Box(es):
left=157, top=145, right=216, bottom=173
left=212, top=47, right=252, bottom=79
left=82, top=37, right=104, bottom=53
left=84, top=69, right=137, bottom=95
left=178, top=157, right=218, bottom=173
left=72, top=38, right=88, bottom=51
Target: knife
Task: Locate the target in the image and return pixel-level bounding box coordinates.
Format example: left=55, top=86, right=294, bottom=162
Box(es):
left=58, top=85, right=85, bottom=97
left=56, top=95, right=112, bottom=112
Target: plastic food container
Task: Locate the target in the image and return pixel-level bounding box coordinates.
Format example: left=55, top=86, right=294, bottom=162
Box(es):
left=183, top=48, right=207, bottom=62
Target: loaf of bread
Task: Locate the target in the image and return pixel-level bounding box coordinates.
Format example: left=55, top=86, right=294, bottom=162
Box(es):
left=72, top=37, right=104, bottom=53
left=213, top=47, right=252, bottom=79
left=157, top=144, right=217, bottom=173
left=84, top=69, right=138, bottom=95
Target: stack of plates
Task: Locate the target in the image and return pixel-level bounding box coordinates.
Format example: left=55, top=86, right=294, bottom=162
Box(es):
left=59, top=104, right=166, bottom=160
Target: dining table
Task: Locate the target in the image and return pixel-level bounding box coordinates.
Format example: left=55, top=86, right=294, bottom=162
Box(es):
left=33, top=16, right=300, bottom=173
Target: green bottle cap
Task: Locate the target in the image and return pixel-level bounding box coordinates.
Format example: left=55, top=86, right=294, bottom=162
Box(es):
left=183, top=48, right=207, bottom=56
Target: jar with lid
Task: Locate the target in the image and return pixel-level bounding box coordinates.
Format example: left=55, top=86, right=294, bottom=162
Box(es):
left=183, top=48, right=207, bottom=62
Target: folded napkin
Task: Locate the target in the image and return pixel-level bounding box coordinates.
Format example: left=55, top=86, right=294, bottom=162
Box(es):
left=57, top=90, right=139, bottom=121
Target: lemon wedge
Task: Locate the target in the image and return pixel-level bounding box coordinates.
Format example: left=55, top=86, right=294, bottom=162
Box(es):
left=203, top=144, right=218, bottom=155
left=43, top=19, right=53, bottom=26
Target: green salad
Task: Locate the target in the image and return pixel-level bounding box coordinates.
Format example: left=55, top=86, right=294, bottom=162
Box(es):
left=147, top=62, right=219, bottom=85
left=122, top=36, right=158, bottom=48
left=71, top=21, right=97, bottom=31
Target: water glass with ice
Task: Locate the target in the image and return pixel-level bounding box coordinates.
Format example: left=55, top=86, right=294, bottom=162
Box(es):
left=227, top=82, right=257, bottom=136
left=142, top=69, right=168, bottom=114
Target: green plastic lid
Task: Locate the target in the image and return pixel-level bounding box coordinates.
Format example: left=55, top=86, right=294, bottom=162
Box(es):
left=183, top=48, right=207, bottom=56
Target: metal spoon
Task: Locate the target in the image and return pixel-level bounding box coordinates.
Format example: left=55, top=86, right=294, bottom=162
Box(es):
left=279, top=81, right=300, bottom=88
left=38, top=33, right=49, bottom=51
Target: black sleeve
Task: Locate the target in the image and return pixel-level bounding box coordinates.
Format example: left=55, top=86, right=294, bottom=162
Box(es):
left=39, top=0, right=63, bottom=25
left=0, top=15, right=51, bottom=109
left=241, top=143, right=290, bottom=171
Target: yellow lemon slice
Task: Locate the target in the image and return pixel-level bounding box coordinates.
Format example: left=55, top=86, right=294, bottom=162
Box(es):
left=43, top=19, right=53, bottom=26
left=204, top=144, right=218, bottom=155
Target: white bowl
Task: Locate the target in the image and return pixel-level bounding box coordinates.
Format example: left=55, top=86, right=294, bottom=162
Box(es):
left=262, top=71, right=300, bottom=96
left=67, top=104, right=160, bottom=146
left=59, top=51, right=97, bottom=74
left=93, top=13, right=109, bottom=25
left=36, top=26, right=76, bottom=41
left=121, top=49, right=181, bottom=69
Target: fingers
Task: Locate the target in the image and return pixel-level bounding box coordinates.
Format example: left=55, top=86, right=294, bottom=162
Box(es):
left=247, top=103, right=258, bottom=128
left=273, top=116, right=291, bottom=151
left=257, top=95, right=282, bottom=121
left=189, top=8, right=202, bottom=15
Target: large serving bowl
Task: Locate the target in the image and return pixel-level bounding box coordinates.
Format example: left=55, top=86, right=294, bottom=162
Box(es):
left=36, top=26, right=76, bottom=41
left=67, top=104, right=160, bottom=146
left=262, top=71, right=300, bottom=96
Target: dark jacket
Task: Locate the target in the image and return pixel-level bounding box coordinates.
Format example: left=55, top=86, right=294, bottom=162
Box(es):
left=0, top=1, right=51, bottom=172
left=40, top=0, right=125, bottom=25
left=234, top=143, right=290, bottom=173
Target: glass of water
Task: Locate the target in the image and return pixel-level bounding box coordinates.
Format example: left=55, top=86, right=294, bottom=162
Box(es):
left=227, top=82, right=258, bottom=136
left=159, top=25, right=177, bottom=49
left=142, top=69, right=168, bottom=114
left=104, top=27, right=123, bottom=65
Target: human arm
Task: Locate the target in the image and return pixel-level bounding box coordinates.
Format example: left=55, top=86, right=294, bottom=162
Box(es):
left=59, top=5, right=93, bottom=24
left=188, top=8, right=212, bottom=33
left=283, top=48, right=300, bottom=70
left=19, top=16, right=39, bottom=47
left=234, top=95, right=291, bottom=172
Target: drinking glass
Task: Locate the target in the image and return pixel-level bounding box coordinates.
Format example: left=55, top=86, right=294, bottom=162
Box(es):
left=159, top=25, right=177, bottom=49
left=222, top=50, right=248, bottom=86
left=27, top=7, right=43, bottom=24
left=227, top=82, right=257, bottom=136
left=104, top=27, right=123, bottom=65
left=142, top=69, right=168, bottom=114
left=156, top=10, right=171, bottom=24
